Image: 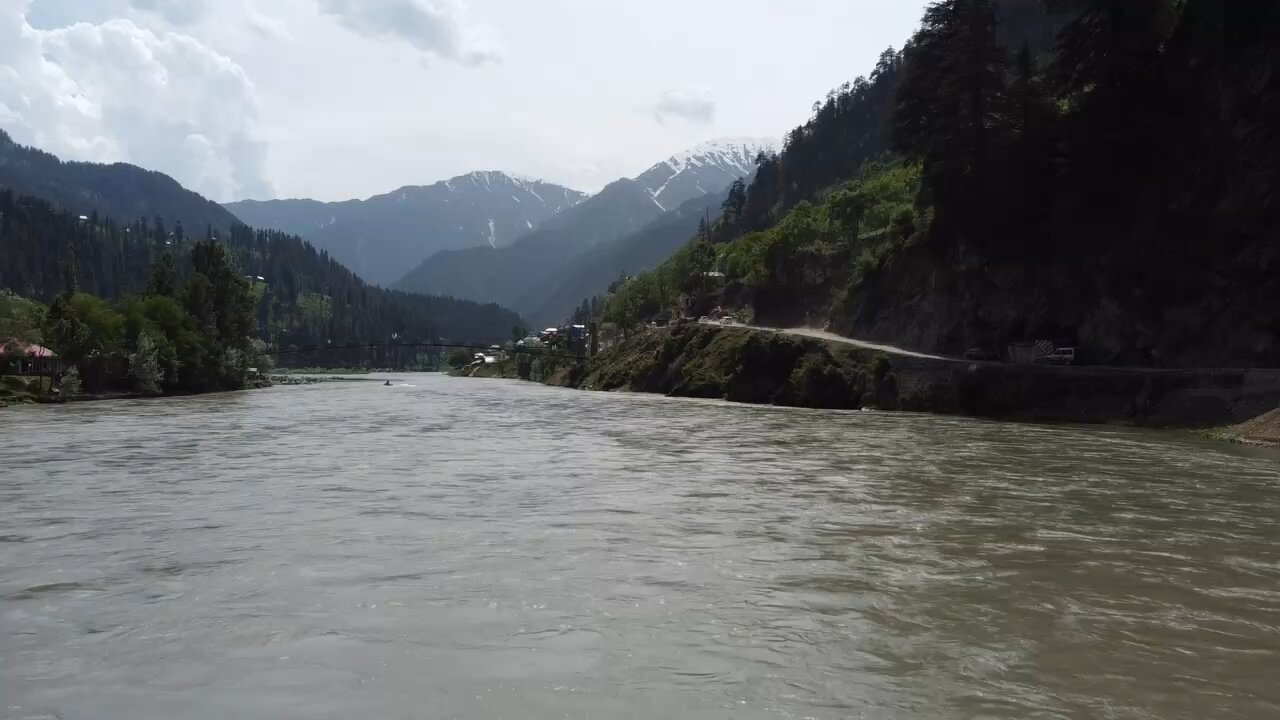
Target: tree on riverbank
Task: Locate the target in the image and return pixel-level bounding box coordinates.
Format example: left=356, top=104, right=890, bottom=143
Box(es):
left=2, top=236, right=266, bottom=396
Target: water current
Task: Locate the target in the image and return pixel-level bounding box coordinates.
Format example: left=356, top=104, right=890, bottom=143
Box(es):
left=3, top=374, right=1278, bottom=718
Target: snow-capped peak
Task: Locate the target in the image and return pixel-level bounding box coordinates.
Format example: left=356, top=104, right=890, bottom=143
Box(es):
left=661, top=137, right=779, bottom=175
left=635, top=137, right=779, bottom=211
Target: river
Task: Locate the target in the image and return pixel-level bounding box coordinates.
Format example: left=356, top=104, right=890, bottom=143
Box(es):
left=2, top=374, right=1279, bottom=719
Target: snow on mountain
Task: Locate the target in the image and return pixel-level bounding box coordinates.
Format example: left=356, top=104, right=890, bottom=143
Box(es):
left=634, top=137, right=779, bottom=211
left=225, top=171, right=587, bottom=286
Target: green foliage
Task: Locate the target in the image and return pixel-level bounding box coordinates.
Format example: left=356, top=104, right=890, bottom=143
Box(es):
left=731, top=48, right=904, bottom=234
left=579, top=324, right=879, bottom=409
left=23, top=237, right=254, bottom=394
left=249, top=338, right=275, bottom=373
left=895, top=0, right=1008, bottom=233
left=0, top=291, right=45, bottom=345
left=0, top=188, right=526, bottom=372
left=43, top=293, right=90, bottom=368
left=602, top=271, right=673, bottom=336
left=786, top=352, right=864, bottom=408
left=59, top=366, right=81, bottom=396
left=129, top=331, right=164, bottom=395
left=146, top=252, right=179, bottom=298
left=603, top=161, right=924, bottom=327
left=296, top=291, right=333, bottom=324
left=447, top=349, right=473, bottom=368
left=69, top=293, right=125, bottom=358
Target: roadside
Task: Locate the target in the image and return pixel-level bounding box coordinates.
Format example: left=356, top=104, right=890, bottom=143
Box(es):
left=698, top=319, right=951, bottom=360
left=497, top=323, right=1280, bottom=430
left=772, top=326, right=950, bottom=360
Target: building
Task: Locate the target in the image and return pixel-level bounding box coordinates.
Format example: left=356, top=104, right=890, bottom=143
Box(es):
left=0, top=340, right=62, bottom=376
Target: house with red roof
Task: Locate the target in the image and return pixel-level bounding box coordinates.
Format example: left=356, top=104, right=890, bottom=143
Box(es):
left=0, top=339, right=62, bottom=376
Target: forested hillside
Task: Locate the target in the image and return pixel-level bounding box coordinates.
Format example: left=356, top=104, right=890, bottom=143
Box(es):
left=606, top=0, right=1280, bottom=368
left=0, top=189, right=524, bottom=353
left=0, top=130, right=244, bottom=235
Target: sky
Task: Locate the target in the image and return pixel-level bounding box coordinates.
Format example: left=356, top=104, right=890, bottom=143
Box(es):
left=1, top=0, right=928, bottom=202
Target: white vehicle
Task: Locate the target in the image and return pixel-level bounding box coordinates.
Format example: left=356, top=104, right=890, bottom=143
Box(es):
left=719, top=316, right=737, bottom=325
left=1037, top=347, right=1079, bottom=366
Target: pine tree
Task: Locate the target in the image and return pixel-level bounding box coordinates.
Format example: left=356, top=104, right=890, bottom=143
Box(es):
left=1050, top=0, right=1180, bottom=105
left=895, top=0, right=1007, bottom=234
left=129, top=330, right=164, bottom=395
left=1004, top=42, right=1056, bottom=254
left=146, top=252, right=179, bottom=298
left=722, top=179, right=747, bottom=225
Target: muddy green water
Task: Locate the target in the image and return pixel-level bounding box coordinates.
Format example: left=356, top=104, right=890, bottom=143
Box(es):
left=2, top=374, right=1278, bottom=719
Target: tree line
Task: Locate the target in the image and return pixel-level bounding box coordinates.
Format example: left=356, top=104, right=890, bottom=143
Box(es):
left=3, top=237, right=263, bottom=395
left=0, top=189, right=527, bottom=373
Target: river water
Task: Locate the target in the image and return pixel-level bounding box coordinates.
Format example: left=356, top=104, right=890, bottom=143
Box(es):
left=2, top=375, right=1279, bottom=719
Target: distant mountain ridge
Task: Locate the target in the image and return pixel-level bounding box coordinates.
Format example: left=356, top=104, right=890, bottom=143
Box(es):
left=0, top=128, right=244, bottom=234
left=521, top=187, right=730, bottom=327
left=392, top=177, right=664, bottom=309
left=634, top=137, right=776, bottom=211
left=392, top=138, right=770, bottom=312
left=226, top=171, right=587, bottom=286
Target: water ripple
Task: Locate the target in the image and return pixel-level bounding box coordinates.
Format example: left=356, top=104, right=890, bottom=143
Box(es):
left=2, top=375, right=1279, bottom=719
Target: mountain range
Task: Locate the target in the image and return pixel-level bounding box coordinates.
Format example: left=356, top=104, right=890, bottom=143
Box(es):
left=225, top=137, right=773, bottom=299
left=0, top=129, right=241, bottom=235
left=225, top=172, right=587, bottom=287
left=0, top=131, right=525, bottom=348
left=392, top=138, right=775, bottom=320
left=2, top=124, right=774, bottom=340
left=634, top=138, right=772, bottom=211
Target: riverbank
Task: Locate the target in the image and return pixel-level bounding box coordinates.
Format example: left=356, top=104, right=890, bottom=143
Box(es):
left=468, top=324, right=1280, bottom=429
left=1210, top=409, right=1280, bottom=448
left=0, top=375, right=273, bottom=408
left=450, top=361, right=520, bottom=380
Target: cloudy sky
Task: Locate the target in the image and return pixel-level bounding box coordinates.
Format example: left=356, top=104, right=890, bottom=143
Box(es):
left=2, top=0, right=927, bottom=202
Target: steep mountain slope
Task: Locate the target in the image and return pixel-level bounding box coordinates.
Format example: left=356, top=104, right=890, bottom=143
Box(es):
left=0, top=129, right=243, bottom=234
left=393, top=178, right=663, bottom=309
left=634, top=138, right=775, bottom=211
left=608, top=0, right=1280, bottom=368
left=521, top=188, right=730, bottom=327
left=226, top=172, right=586, bottom=286
left=393, top=139, right=768, bottom=313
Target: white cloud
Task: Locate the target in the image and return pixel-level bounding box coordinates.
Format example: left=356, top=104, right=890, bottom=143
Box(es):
left=0, top=0, right=271, bottom=201
left=127, top=0, right=206, bottom=25
left=652, top=88, right=716, bottom=125
left=315, top=0, right=500, bottom=65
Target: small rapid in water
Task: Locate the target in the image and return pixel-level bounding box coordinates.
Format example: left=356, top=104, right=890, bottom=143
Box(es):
left=2, top=374, right=1278, bottom=719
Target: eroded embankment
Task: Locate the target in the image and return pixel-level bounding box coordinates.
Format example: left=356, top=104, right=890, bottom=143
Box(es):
left=1215, top=409, right=1280, bottom=448
left=542, top=325, right=1280, bottom=428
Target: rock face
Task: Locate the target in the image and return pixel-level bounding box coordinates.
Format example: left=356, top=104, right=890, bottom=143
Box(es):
left=549, top=325, right=1280, bottom=428
left=830, top=240, right=1280, bottom=370
left=226, top=172, right=587, bottom=286
left=1220, top=409, right=1280, bottom=447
